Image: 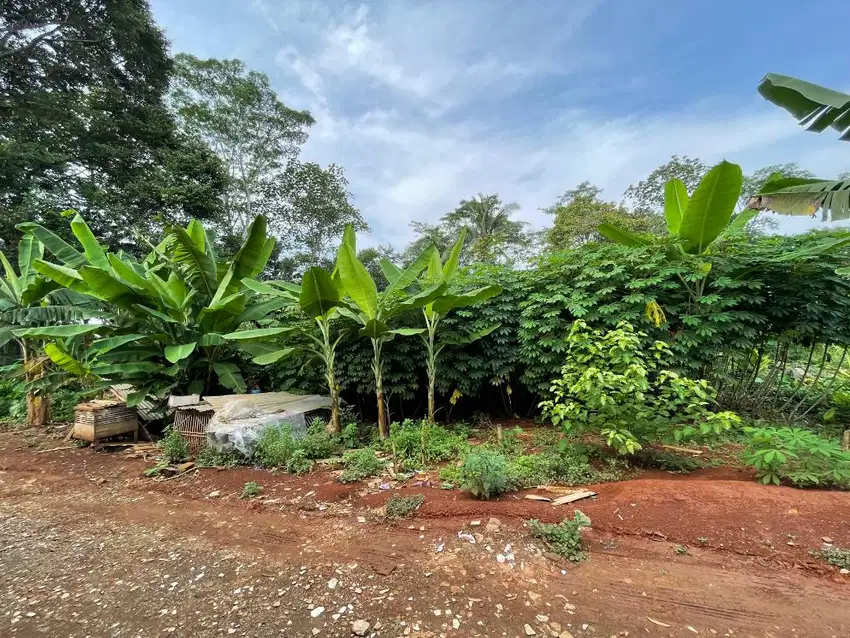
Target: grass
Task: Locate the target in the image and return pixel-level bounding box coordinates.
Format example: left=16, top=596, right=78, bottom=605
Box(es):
left=240, top=481, right=262, bottom=499
left=385, top=493, right=425, bottom=519
left=339, top=449, right=385, bottom=483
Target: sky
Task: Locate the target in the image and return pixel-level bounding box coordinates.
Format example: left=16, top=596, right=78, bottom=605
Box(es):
left=150, top=0, right=850, bottom=249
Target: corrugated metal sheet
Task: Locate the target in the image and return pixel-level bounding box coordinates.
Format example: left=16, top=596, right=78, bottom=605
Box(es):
left=203, top=392, right=331, bottom=414
left=110, top=384, right=168, bottom=422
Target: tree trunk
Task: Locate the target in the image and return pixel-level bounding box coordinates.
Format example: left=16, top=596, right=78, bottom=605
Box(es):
left=27, top=394, right=50, bottom=427
left=327, top=384, right=341, bottom=434
left=425, top=314, right=438, bottom=423
left=376, top=389, right=388, bottom=438
left=372, top=338, right=388, bottom=439
left=843, top=430, right=850, bottom=452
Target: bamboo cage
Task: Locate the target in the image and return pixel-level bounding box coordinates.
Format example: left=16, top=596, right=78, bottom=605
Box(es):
left=173, top=405, right=214, bottom=453
left=74, top=400, right=139, bottom=444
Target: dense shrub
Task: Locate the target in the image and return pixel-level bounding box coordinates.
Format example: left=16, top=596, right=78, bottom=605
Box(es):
left=158, top=426, right=189, bottom=463
left=385, top=419, right=469, bottom=468
left=742, top=426, right=850, bottom=488
left=528, top=511, right=592, bottom=562
left=506, top=448, right=628, bottom=489
left=299, top=418, right=342, bottom=459
left=385, top=493, right=425, bottom=519
left=540, top=320, right=740, bottom=454
left=339, top=449, right=385, bottom=483
left=285, top=448, right=313, bottom=475
left=254, top=423, right=298, bottom=468
left=0, top=380, right=26, bottom=424
left=460, top=450, right=508, bottom=499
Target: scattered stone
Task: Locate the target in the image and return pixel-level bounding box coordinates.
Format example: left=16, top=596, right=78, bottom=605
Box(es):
left=470, top=520, right=482, bottom=527
left=433, top=609, right=442, bottom=616
left=527, top=591, right=541, bottom=602
left=312, top=629, right=320, bottom=636
left=328, top=578, right=338, bottom=589
left=206, top=490, right=221, bottom=498
left=840, top=568, right=849, bottom=575
left=311, top=606, right=325, bottom=618
left=357, top=516, right=366, bottom=523
left=373, top=563, right=396, bottom=576
left=485, top=518, right=502, bottom=534
left=559, top=631, right=574, bottom=638
left=352, top=619, right=370, bottom=636
left=452, top=618, right=460, bottom=629
left=822, top=537, right=834, bottom=544
left=524, top=623, right=537, bottom=635
left=535, top=614, right=549, bottom=622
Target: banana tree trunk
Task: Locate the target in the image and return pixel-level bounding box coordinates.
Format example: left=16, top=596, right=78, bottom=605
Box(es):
left=320, top=320, right=341, bottom=434
left=21, top=340, right=50, bottom=427
left=372, top=338, right=388, bottom=439
left=424, top=313, right=439, bottom=423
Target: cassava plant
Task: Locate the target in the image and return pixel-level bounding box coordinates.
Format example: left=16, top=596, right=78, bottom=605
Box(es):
left=380, top=228, right=501, bottom=421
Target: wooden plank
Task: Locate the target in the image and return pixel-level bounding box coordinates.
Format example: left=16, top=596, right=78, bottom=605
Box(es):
left=551, top=490, right=596, bottom=506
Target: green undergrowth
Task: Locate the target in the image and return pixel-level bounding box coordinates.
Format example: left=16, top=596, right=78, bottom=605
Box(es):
left=385, top=419, right=470, bottom=470
left=339, top=448, right=385, bottom=483
left=385, top=493, right=425, bottom=519
left=528, top=511, right=592, bottom=562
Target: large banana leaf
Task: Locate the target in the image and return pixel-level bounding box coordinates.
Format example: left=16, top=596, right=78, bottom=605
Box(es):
left=337, top=242, right=378, bottom=319
left=598, top=223, right=652, bottom=247
left=431, top=285, right=502, bottom=314
left=44, top=342, right=90, bottom=377
left=231, top=215, right=274, bottom=281
left=252, top=348, right=296, bottom=365
left=664, top=179, right=688, bottom=235
left=223, top=327, right=295, bottom=341
left=90, top=334, right=147, bottom=355
left=758, top=73, right=850, bottom=141
left=384, top=246, right=435, bottom=298
left=752, top=177, right=850, bottom=221
left=396, top=282, right=447, bottom=311
left=678, top=160, right=742, bottom=254
left=0, top=252, right=21, bottom=300
left=214, top=361, right=246, bottom=393
left=16, top=222, right=86, bottom=268
left=379, top=258, right=404, bottom=284
left=442, top=228, right=467, bottom=281
left=300, top=267, right=339, bottom=318
left=33, top=260, right=86, bottom=290
left=13, top=324, right=103, bottom=338
left=70, top=214, right=110, bottom=270
left=17, top=234, right=43, bottom=289
left=164, top=343, right=197, bottom=363
left=79, top=266, right=145, bottom=307
left=359, top=319, right=391, bottom=338
left=170, top=224, right=218, bottom=299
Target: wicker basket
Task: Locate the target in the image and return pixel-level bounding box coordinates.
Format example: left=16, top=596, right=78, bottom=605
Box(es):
left=74, top=400, right=138, bottom=444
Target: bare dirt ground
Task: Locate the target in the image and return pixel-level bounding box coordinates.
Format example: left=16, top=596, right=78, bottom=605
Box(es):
left=1, top=429, right=849, bottom=638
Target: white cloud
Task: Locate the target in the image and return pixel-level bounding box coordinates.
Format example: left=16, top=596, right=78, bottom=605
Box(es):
left=237, top=1, right=850, bottom=247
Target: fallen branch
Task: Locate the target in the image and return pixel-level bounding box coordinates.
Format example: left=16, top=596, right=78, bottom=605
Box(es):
left=34, top=445, right=76, bottom=454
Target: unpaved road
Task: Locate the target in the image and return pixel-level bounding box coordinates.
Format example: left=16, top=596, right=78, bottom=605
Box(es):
left=1, top=430, right=848, bottom=637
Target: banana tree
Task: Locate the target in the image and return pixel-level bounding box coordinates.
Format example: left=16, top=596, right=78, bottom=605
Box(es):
left=17, top=213, right=286, bottom=404
left=750, top=74, right=850, bottom=220
left=227, top=265, right=351, bottom=432
left=380, top=229, right=502, bottom=421
left=335, top=230, right=445, bottom=438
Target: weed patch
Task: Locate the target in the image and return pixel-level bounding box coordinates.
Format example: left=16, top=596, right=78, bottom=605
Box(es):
left=240, top=481, right=262, bottom=499
left=385, top=493, right=425, bottom=519
left=461, top=450, right=508, bottom=499
left=339, top=449, right=385, bottom=483
left=528, top=511, right=591, bottom=562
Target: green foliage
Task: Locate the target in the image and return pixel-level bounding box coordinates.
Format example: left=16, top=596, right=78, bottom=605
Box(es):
left=540, top=321, right=739, bottom=454
left=285, top=448, right=314, bottom=475
left=506, top=447, right=628, bottom=490
left=528, top=511, right=592, bottom=562
left=299, top=419, right=342, bottom=459
left=0, top=380, right=26, bottom=423
left=460, top=450, right=508, bottom=499
left=339, top=449, right=385, bottom=483
left=438, top=464, right=463, bottom=486
left=812, top=545, right=850, bottom=570
left=254, top=423, right=298, bottom=468
left=385, top=493, right=425, bottom=519
left=637, top=449, right=705, bottom=474
left=195, top=446, right=246, bottom=468
left=240, top=481, right=263, bottom=499
left=158, top=426, right=189, bottom=464
left=386, top=419, right=469, bottom=467
left=742, top=426, right=850, bottom=488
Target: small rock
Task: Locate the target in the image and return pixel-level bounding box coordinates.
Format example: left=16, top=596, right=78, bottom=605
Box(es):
left=357, top=516, right=366, bottom=523
left=328, top=578, right=338, bottom=589
left=352, top=619, right=370, bottom=636
left=485, top=518, right=502, bottom=534
left=312, top=629, right=320, bottom=636
left=559, top=631, right=574, bottom=638
left=527, top=591, right=541, bottom=602
left=535, top=614, right=549, bottom=622
left=433, top=609, right=442, bottom=616
left=470, top=520, right=482, bottom=527
left=840, top=568, right=849, bottom=575
left=822, top=537, right=834, bottom=544
left=524, top=624, right=537, bottom=636
left=207, top=490, right=221, bottom=498
left=311, top=606, right=325, bottom=618
left=452, top=618, right=460, bottom=629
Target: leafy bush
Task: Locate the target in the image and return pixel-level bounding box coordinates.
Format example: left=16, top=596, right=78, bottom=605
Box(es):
left=241, top=481, right=262, bottom=499
left=285, top=448, right=313, bottom=475
left=299, top=419, right=341, bottom=459
left=742, top=426, right=850, bottom=488
left=386, top=419, right=469, bottom=468
left=506, top=448, right=628, bottom=490
left=460, top=450, right=508, bottom=499
left=385, top=493, right=425, bottom=519
left=540, top=320, right=740, bottom=454
left=341, top=422, right=360, bottom=448
left=438, top=464, right=462, bottom=486
left=196, top=446, right=246, bottom=468
left=254, top=423, right=298, bottom=468
left=637, top=449, right=705, bottom=474
left=339, top=449, right=385, bottom=483
left=528, top=511, right=592, bottom=562
left=0, top=379, right=26, bottom=424
left=159, top=426, right=189, bottom=463
left=812, top=544, right=850, bottom=570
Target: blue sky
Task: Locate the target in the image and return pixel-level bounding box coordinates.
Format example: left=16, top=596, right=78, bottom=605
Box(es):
left=150, top=0, right=850, bottom=248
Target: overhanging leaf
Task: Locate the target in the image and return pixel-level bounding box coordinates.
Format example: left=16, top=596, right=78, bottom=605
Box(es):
left=253, top=348, right=296, bottom=365
left=214, top=362, right=246, bottom=393
left=678, top=160, right=743, bottom=254
left=13, top=324, right=103, bottom=339
left=431, top=285, right=502, bottom=314
left=598, top=223, right=652, bottom=247
left=300, top=267, right=340, bottom=318
left=337, top=242, right=378, bottom=319
left=758, top=73, right=850, bottom=141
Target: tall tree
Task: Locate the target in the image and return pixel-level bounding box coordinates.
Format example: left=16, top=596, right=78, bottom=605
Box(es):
left=0, top=1, right=225, bottom=258
left=443, top=194, right=529, bottom=263
left=624, top=155, right=709, bottom=215
left=403, top=222, right=453, bottom=265
left=170, top=54, right=315, bottom=238
left=544, top=182, right=662, bottom=251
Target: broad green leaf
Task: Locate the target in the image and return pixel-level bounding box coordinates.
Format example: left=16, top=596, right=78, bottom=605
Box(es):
left=223, top=327, right=295, bottom=341
left=33, top=259, right=85, bottom=289
left=431, top=285, right=502, bottom=314
left=300, top=267, right=340, bottom=318
left=342, top=223, right=357, bottom=252
left=44, top=342, right=89, bottom=377
left=385, top=245, right=435, bottom=298
left=91, top=362, right=161, bottom=376
left=0, top=251, right=21, bottom=300
left=79, top=266, right=143, bottom=306
left=664, top=179, right=688, bottom=235
left=379, top=258, right=404, bottom=284
left=359, top=319, right=390, bottom=338
left=396, top=282, right=447, bottom=312
left=13, top=324, right=103, bottom=338
left=440, top=324, right=501, bottom=346
left=232, top=216, right=274, bottom=281
left=70, top=214, right=110, bottom=270
left=678, top=160, right=743, bottom=254
left=253, top=348, right=296, bottom=365
left=758, top=73, right=850, bottom=141
left=198, top=333, right=225, bottom=346
left=164, top=342, right=197, bottom=363
left=17, top=234, right=43, bottom=288
left=90, top=334, right=146, bottom=355
left=598, top=223, right=652, bottom=247
left=133, top=304, right=180, bottom=324
left=235, top=297, right=293, bottom=324
left=170, top=224, right=218, bottom=298
left=214, top=362, right=246, bottom=393
left=425, top=249, right=442, bottom=283
left=388, top=328, right=426, bottom=336
left=443, top=228, right=468, bottom=280
left=723, top=210, right=759, bottom=236
left=16, top=222, right=86, bottom=267
left=107, top=254, right=155, bottom=297
left=337, top=243, right=378, bottom=319
left=208, top=267, right=234, bottom=308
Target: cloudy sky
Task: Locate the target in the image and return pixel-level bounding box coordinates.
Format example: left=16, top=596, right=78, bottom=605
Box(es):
left=150, top=0, right=850, bottom=248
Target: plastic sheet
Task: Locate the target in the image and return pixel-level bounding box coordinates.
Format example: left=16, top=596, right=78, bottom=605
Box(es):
left=205, top=399, right=307, bottom=457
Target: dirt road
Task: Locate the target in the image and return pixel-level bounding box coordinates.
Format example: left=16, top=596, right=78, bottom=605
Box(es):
left=1, top=430, right=848, bottom=637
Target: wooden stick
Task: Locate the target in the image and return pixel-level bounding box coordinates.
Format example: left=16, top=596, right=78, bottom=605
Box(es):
left=34, top=445, right=76, bottom=454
